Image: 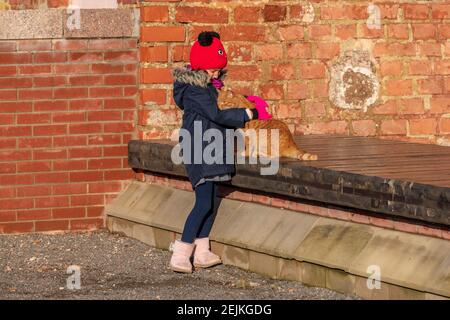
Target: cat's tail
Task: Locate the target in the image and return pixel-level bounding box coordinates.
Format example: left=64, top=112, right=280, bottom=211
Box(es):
left=285, top=146, right=318, bottom=161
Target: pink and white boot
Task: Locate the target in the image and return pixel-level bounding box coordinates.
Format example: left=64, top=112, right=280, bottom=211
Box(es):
left=169, top=240, right=195, bottom=273
left=193, top=237, right=222, bottom=268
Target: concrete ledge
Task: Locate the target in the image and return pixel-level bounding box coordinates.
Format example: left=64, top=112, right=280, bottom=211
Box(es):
left=105, top=181, right=450, bottom=299
left=0, top=9, right=139, bottom=40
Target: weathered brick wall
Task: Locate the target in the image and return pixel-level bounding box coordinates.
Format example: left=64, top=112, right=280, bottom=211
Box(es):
left=0, top=5, right=139, bottom=233
left=139, top=1, right=450, bottom=146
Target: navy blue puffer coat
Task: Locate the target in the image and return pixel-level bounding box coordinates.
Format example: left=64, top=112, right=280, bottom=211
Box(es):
left=172, top=66, right=250, bottom=188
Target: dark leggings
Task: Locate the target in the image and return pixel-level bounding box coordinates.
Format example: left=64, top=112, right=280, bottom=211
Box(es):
left=181, top=181, right=218, bottom=244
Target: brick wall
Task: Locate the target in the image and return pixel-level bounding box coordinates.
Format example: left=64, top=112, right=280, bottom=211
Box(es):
left=139, top=1, right=450, bottom=146
left=0, top=6, right=139, bottom=233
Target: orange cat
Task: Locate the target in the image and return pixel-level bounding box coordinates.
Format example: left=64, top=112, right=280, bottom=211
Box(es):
left=217, top=89, right=318, bottom=160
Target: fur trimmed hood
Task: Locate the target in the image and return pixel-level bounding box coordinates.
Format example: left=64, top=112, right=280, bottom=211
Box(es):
left=172, top=65, right=227, bottom=110
left=172, top=65, right=227, bottom=88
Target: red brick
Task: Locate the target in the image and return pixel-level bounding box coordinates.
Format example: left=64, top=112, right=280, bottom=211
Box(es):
left=398, top=98, right=425, bottom=115
left=335, top=24, right=357, bottom=40
left=380, top=119, right=407, bottom=135
left=70, top=218, right=104, bottom=231
left=87, top=111, right=121, bottom=122
left=0, top=66, right=17, bottom=76
left=104, top=122, right=133, bottom=133
left=52, top=112, right=86, bottom=123
left=352, top=120, right=377, bottom=136
left=430, top=97, right=450, bottom=114
left=54, top=88, right=88, bottom=99
left=68, top=147, right=102, bottom=159
left=176, top=6, right=228, bottom=23
left=17, top=161, right=51, bottom=173
left=0, top=90, right=18, bottom=101
left=0, top=42, right=16, bottom=52
left=88, top=134, right=121, bottom=145
left=35, top=220, right=69, bottom=232
left=33, top=52, right=67, bottom=63
left=263, top=5, right=286, bottom=22
left=52, top=207, right=86, bottom=219
left=271, top=64, right=295, bottom=80
left=141, top=89, right=166, bottom=105
left=140, top=68, right=172, bottom=84
left=89, top=87, right=122, bottom=98
left=53, top=40, right=88, bottom=51
left=432, top=4, right=450, bottom=19
left=277, top=102, right=302, bottom=119
left=419, top=43, right=441, bottom=57
left=87, top=206, right=104, bottom=217
left=299, top=63, right=326, bottom=79
left=374, top=43, right=416, bottom=57
left=54, top=64, right=90, bottom=74
left=52, top=183, right=87, bottom=196
left=380, top=60, right=403, bottom=77
left=328, top=208, right=352, bottom=221
left=0, top=174, right=33, bottom=185
left=104, top=51, right=137, bottom=62
left=68, top=75, right=102, bottom=86
left=287, top=82, right=309, bottom=100
left=256, top=44, right=283, bottom=61
left=104, top=169, right=134, bottom=180
left=91, top=64, right=123, bottom=74
left=278, top=25, right=304, bottom=41
left=172, top=45, right=190, bottom=62
left=0, top=52, right=31, bottom=64
left=104, top=75, right=136, bottom=86
left=104, top=98, right=136, bottom=109
left=438, top=24, right=450, bottom=40
left=412, top=24, right=436, bottom=40
left=440, top=117, right=450, bottom=134
left=71, top=195, right=104, bottom=206
left=369, top=216, right=394, bottom=229
left=0, top=198, right=34, bottom=210
left=17, top=40, right=51, bottom=52
left=35, top=196, right=70, bottom=209
left=234, top=6, right=260, bottom=23
left=34, top=76, right=67, bottom=87
left=417, top=78, right=444, bottom=94
left=0, top=222, right=34, bottom=234
left=309, top=25, right=331, bottom=39
left=33, top=148, right=67, bottom=160
left=393, top=221, right=418, bottom=234
left=0, top=212, right=16, bottom=222
left=70, top=171, right=103, bottom=183
left=259, top=83, right=284, bottom=100
left=141, top=26, right=185, bottom=42
left=350, top=213, right=371, bottom=224
left=388, top=24, right=409, bottom=39
left=287, top=43, right=312, bottom=59
left=403, top=4, right=429, bottom=20
left=18, top=137, right=51, bottom=148
left=19, top=89, right=52, bottom=100
left=0, top=77, right=32, bottom=88
left=409, top=118, right=437, bottom=135
left=408, top=60, right=432, bottom=75
left=88, top=39, right=124, bottom=50
left=314, top=43, right=340, bottom=60
left=140, top=46, right=167, bottom=62
left=385, top=79, right=413, bottom=96
left=69, top=52, right=103, bottom=62
left=304, top=101, right=326, bottom=118
left=69, top=123, right=102, bottom=134
left=141, top=5, right=169, bottom=22
left=53, top=136, right=87, bottom=147
left=0, top=126, right=30, bottom=137
left=17, top=209, right=52, bottom=221
left=417, top=225, right=442, bottom=238
left=35, top=100, right=68, bottom=111
left=219, top=26, right=266, bottom=42
left=69, top=99, right=102, bottom=111
left=434, top=60, right=450, bottom=75
left=87, top=158, right=122, bottom=170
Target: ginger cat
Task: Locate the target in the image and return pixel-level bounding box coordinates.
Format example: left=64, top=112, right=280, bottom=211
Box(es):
left=217, top=89, right=318, bottom=161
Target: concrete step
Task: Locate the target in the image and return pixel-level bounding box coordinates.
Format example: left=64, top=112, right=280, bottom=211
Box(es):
left=105, top=180, right=449, bottom=300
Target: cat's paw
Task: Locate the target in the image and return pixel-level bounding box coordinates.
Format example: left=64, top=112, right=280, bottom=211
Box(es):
left=300, top=153, right=318, bottom=161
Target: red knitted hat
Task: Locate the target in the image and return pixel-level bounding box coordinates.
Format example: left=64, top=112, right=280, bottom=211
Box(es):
left=190, top=32, right=227, bottom=70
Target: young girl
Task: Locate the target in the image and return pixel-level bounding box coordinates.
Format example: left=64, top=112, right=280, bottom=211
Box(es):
left=170, top=31, right=263, bottom=273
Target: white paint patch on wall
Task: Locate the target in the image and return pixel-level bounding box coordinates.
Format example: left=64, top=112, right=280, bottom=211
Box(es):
left=69, top=0, right=118, bottom=9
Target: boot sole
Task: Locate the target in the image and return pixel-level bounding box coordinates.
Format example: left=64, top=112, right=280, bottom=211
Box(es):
left=170, top=264, right=193, bottom=273
left=194, top=260, right=222, bottom=268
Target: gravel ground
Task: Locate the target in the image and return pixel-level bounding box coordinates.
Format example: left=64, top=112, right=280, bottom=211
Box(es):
left=0, top=230, right=359, bottom=300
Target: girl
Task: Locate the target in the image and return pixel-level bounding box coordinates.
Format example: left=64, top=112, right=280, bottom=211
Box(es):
left=170, top=31, right=263, bottom=273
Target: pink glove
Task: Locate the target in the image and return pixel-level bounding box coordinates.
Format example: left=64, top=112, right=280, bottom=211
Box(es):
left=246, top=95, right=273, bottom=120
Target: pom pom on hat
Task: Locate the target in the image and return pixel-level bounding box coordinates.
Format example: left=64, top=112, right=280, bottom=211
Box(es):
left=190, top=31, right=227, bottom=70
